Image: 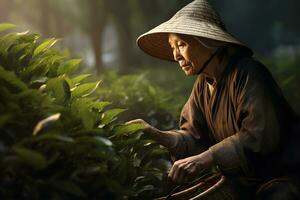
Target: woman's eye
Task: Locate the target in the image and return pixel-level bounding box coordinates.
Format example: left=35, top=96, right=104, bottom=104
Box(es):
left=178, top=43, right=185, bottom=48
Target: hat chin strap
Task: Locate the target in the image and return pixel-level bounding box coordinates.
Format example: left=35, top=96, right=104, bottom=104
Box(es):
left=196, top=47, right=225, bottom=75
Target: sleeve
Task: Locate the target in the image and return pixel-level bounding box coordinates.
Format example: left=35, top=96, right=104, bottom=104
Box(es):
left=209, top=60, right=281, bottom=176
left=169, top=76, right=211, bottom=159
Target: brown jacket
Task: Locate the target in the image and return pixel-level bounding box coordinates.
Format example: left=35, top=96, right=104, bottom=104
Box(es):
left=170, top=55, right=299, bottom=179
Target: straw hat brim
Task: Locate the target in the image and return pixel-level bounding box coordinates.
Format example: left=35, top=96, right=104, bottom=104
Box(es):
left=137, top=18, right=252, bottom=61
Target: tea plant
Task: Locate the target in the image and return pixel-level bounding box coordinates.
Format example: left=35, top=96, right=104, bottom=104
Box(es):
left=0, top=24, right=169, bottom=200
left=97, top=70, right=183, bottom=131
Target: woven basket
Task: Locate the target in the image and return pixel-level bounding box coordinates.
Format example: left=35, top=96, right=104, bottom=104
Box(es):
left=154, top=172, right=239, bottom=200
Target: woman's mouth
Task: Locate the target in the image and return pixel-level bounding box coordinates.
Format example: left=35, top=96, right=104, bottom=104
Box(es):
left=181, top=65, right=191, bottom=71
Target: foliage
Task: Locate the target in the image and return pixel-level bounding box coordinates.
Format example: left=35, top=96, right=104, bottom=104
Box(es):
left=261, top=49, right=300, bottom=113
left=96, top=69, right=187, bottom=131
left=0, top=24, right=170, bottom=200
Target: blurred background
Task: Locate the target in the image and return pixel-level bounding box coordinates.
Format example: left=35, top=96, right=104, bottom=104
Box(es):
left=1, top=0, right=299, bottom=114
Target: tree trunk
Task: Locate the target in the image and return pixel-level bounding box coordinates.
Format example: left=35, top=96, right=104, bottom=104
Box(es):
left=88, top=0, right=106, bottom=74
left=52, top=7, right=64, bottom=38
left=107, top=0, right=136, bottom=73
left=114, top=7, right=133, bottom=72
left=39, top=0, right=52, bottom=37
left=0, top=0, right=13, bottom=22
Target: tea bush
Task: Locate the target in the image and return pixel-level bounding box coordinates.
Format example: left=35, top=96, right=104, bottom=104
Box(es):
left=262, top=51, right=300, bottom=112
left=0, top=24, right=170, bottom=200
left=96, top=70, right=185, bottom=131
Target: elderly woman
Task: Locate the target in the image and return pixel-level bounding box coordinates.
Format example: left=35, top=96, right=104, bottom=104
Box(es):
left=126, top=0, right=300, bottom=199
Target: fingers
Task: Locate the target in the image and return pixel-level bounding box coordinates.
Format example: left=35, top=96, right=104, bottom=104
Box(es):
left=168, top=156, right=201, bottom=184
left=168, top=161, right=177, bottom=182
left=177, top=163, right=187, bottom=184
left=168, top=159, right=190, bottom=184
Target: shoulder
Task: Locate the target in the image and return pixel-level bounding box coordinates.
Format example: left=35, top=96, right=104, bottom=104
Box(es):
left=225, top=56, right=281, bottom=101
left=230, top=56, right=274, bottom=86
left=234, top=56, right=271, bottom=78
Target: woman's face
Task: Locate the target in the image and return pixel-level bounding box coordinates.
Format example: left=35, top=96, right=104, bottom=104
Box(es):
left=168, top=33, right=211, bottom=76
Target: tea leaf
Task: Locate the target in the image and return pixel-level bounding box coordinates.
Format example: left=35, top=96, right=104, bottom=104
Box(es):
left=19, top=33, right=40, bottom=43
left=35, top=134, right=75, bottom=143
left=32, top=113, right=61, bottom=136
left=57, top=59, right=81, bottom=75
left=10, top=43, right=31, bottom=55
left=114, top=123, right=145, bottom=136
left=46, top=77, right=71, bottom=104
left=12, top=146, right=47, bottom=170
left=72, top=81, right=101, bottom=98
left=52, top=180, right=86, bottom=197
left=70, top=98, right=99, bottom=129
left=76, top=136, right=112, bottom=146
left=99, top=108, right=126, bottom=127
left=0, top=23, right=16, bottom=32
left=0, top=32, right=22, bottom=53
left=71, top=74, right=91, bottom=85
left=33, top=38, right=58, bottom=56
left=92, top=101, right=112, bottom=112
left=0, top=66, right=27, bottom=92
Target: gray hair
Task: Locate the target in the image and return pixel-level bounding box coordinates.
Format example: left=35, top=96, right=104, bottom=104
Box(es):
left=193, top=36, right=227, bottom=53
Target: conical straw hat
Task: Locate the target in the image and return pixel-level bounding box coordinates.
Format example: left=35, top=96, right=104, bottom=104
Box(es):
left=137, top=0, right=252, bottom=61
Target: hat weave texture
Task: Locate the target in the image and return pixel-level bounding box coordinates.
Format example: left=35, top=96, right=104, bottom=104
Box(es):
left=137, top=0, right=251, bottom=61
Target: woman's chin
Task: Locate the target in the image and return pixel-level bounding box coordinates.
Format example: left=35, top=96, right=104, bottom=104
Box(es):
left=182, top=67, right=194, bottom=76
left=184, top=71, right=193, bottom=76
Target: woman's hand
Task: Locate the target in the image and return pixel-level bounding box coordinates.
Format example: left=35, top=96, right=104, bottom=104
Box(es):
left=168, top=150, right=214, bottom=184
left=125, top=119, right=180, bottom=149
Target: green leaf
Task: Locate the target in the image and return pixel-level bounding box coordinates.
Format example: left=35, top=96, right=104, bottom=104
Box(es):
left=137, top=185, right=155, bottom=194
left=52, top=180, right=86, bottom=197
left=33, top=113, right=61, bottom=136
left=92, top=101, right=112, bottom=112
left=0, top=23, right=16, bottom=32
left=0, top=113, right=13, bottom=126
left=148, top=85, right=157, bottom=96
left=72, top=81, right=101, bottom=98
left=23, top=54, right=58, bottom=79
left=46, top=77, right=71, bottom=104
left=0, top=66, right=28, bottom=92
left=81, top=111, right=98, bottom=129
left=99, top=108, right=126, bottom=127
left=71, top=74, right=91, bottom=85
left=30, top=76, right=48, bottom=87
left=19, top=33, right=40, bottom=43
left=57, top=59, right=81, bottom=75
left=12, top=146, right=47, bottom=170
left=10, top=42, right=31, bottom=55
left=73, top=128, right=105, bottom=136
left=71, top=98, right=99, bottom=129
left=114, top=123, right=146, bottom=136
left=0, top=32, right=24, bottom=54
left=15, top=89, right=44, bottom=106
left=35, top=134, right=75, bottom=143
left=71, top=98, right=111, bottom=112
left=76, top=136, right=112, bottom=146
left=150, top=148, right=168, bottom=157
left=71, top=97, right=93, bottom=109
left=33, top=38, right=58, bottom=56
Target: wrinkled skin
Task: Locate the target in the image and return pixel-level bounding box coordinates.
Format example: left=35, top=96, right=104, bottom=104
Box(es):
left=169, top=33, right=212, bottom=76
left=168, top=150, right=214, bottom=184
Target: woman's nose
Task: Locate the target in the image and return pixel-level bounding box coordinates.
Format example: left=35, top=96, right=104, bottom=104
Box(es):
left=173, top=48, right=182, bottom=61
